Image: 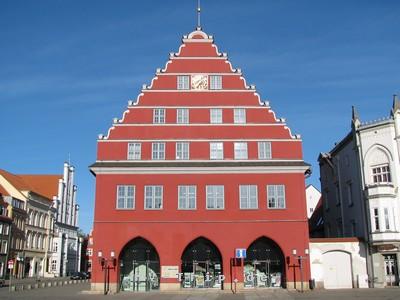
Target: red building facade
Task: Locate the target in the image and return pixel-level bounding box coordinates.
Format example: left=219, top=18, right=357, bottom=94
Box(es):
left=90, top=28, right=310, bottom=292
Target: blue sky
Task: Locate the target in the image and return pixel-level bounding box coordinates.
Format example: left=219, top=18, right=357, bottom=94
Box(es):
left=1, top=0, right=399, bottom=233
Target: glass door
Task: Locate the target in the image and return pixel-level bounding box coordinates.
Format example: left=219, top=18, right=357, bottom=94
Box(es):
left=384, top=255, right=399, bottom=286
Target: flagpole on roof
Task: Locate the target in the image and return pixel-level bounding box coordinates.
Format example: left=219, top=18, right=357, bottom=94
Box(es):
left=197, top=0, right=201, bottom=30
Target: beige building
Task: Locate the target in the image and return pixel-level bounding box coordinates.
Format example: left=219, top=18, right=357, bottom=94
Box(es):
left=0, top=170, right=58, bottom=277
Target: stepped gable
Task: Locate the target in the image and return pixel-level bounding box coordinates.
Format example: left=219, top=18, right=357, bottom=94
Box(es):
left=96, top=29, right=302, bottom=161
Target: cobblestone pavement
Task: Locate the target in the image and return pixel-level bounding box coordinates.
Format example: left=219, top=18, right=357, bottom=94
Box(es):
left=0, top=283, right=399, bottom=299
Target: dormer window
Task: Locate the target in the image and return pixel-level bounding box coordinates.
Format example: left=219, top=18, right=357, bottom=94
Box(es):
left=372, top=164, right=391, bottom=184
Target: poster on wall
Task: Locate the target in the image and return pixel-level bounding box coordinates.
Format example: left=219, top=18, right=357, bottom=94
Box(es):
left=161, top=266, right=179, bottom=279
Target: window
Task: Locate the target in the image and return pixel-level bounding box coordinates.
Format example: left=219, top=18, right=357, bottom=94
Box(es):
left=176, top=142, right=189, bottom=160
left=347, top=182, right=353, bottom=206
left=326, top=223, right=331, bottom=237
left=324, top=190, right=329, bottom=211
left=3, top=224, right=9, bottom=235
left=372, top=164, right=391, bottom=183
left=0, top=240, right=7, bottom=254
left=26, top=233, right=31, bottom=248
left=178, top=186, right=196, bottom=209
left=373, top=208, right=380, bottom=231
left=177, top=75, right=190, bottom=90
left=239, top=185, right=258, bottom=209
left=209, top=75, right=222, bottom=90
left=145, top=186, right=163, bottom=209
left=51, top=260, right=57, bottom=272
left=206, top=185, right=224, bottom=209
left=337, top=219, right=343, bottom=237
left=87, top=248, right=93, bottom=257
left=335, top=183, right=341, bottom=206
left=267, top=185, right=286, bottom=209
left=234, top=142, right=248, bottom=159
left=384, top=208, right=390, bottom=230
left=234, top=108, right=246, bottom=124
left=351, top=221, right=356, bottom=236
left=258, top=142, right=272, bottom=159
left=54, top=241, right=58, bottom=252
left=128, top=143, right=141, bottom=160
left=177, top=108, right=189, bottom=124
left=153, top=108, right=165, bottom=124
left=210, top=108, right=222, bottom=124
left=210, top=142, right=224, bottom=160
left=152, top=142, right=165, bottom=160
left=116, top=185, right=135, bottom=209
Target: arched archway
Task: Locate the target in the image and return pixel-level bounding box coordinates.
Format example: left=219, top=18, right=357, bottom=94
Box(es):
left=119, top=237, right=160, bottom=292
left=181, top=237, right=223, bottom=289
left=244, top=237, right=285, bottom=288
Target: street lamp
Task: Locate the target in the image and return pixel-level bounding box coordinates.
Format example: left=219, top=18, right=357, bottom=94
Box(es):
left=291, top=248, right=308, bottom=293
left=98, top=250, right=117, bottom=295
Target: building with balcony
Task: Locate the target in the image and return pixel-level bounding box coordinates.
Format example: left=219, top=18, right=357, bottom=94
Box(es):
left=318, top=97, right=400, bottom=287
left=90, top=24, right=311, bottom=293
left=0, top=189, right=12, bottom=280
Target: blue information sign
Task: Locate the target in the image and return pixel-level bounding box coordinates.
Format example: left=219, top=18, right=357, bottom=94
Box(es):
left=235, top=248, right=246, bottom=258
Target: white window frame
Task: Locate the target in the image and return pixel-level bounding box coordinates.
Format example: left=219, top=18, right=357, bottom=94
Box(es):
left=153, top=108, right=165, bottom=124
left=51, top=259, right=57, bottom=272
left=384, top=207, right=390, bottom=230
left=210, top=142, right=224, bottom=160
left=177, top=108, right=189, bottom=124
left=206, top=185, right=224, bottom=210
left=210, top=108, right=222, bottom=124
left=267, top=185, right=286, bottom=209
left=209, top=75, right=222, bottom=90
left=258, top=141, right=272, bottom=159
left=176, top=142, right=189, bottom=160
left=372, top=164, right=391, bottom=184
left=234, top=108, right=246, bottom=124
left=178, top=185, right=197, bottom=210
left=177, top=75, right=190, bottom=90
left=373, top=208, right=380, bottom=231
left=127, top=143, right=141, bottom=160
left=234, top=142, right=248, bottom=160
left=0, top=240, right=7, bottom=254
left=152, top=142, right=165, bottom=160
left=116, top=185, right=135, bottom=210
left=239, top=185, right=258, bottom=209
left=144, top=186, right=163, bottom=210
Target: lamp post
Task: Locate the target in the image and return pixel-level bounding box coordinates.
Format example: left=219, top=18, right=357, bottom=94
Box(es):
left=98, top=250, right=117, bottom=295
left=291, top=248, right=309, bottom=293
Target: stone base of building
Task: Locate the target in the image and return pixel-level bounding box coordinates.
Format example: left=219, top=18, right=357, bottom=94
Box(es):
left=91, top=282, right=306, bottom=293
left=159, top=283, right=181, bottom=290
left=91, top=282, right=118, bottom=294
left=286, top=281, right=309, bottom=290
left=224, top=282, right=244, bottom=291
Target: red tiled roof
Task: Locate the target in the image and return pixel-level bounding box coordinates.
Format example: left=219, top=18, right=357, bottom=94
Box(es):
left=0, top=183, right=10, bottom=196
left=18, top=175, right=62, bottom=201
left=0, top=169, right=30, bottom=191
left=0, top=169, right=61, bottom=201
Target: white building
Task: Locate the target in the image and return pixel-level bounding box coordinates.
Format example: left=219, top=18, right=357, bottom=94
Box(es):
left=48, top=162, right=81, bottom=277
left=318, top=96, right=400, bottom=287
left=306, top=184, right=321, bottom=218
